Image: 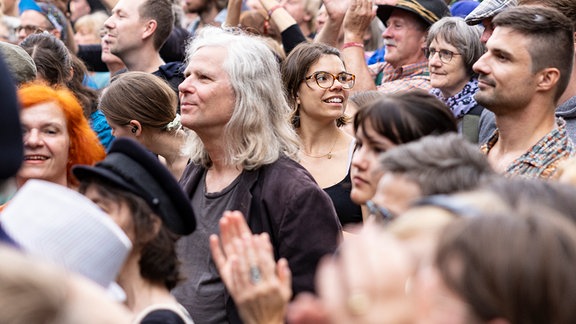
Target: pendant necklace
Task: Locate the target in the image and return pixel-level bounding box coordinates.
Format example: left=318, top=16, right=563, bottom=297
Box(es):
left=301, top=137, right=338, bottom=159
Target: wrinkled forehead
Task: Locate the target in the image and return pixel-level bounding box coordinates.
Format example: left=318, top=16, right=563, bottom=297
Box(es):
left=387, top=8, right=428, bottom=30
left=20, top=10, right=50, bottom=27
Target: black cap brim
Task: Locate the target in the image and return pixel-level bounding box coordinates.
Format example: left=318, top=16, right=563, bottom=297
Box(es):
left=73, top=138, right=196, bottom=236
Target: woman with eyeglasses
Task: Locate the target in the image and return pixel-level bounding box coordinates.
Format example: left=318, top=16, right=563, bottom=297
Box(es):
left=282, top=42, right=362, bottom=228
left=426, top=17, right=485, bottom=143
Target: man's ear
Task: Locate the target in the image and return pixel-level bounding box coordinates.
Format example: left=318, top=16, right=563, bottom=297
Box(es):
left=536, top=67, right=561, bottom=93
left=420, top=32, right=428, bottom=51
left=142, top=20, right=158, bottom=40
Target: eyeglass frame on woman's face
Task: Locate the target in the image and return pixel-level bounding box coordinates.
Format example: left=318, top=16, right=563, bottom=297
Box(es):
left=366, top=200, right=395, bottom=223
left=425, top=48, right=462, bottom=64
left=304, top=71, right=356, bottom=90
left=16, top=24, right=53, bottom=35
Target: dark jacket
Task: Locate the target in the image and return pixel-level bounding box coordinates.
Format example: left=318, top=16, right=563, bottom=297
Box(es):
left=152, top=61, right=185, bottom=98
left=178, top=155, right=342, bottom=323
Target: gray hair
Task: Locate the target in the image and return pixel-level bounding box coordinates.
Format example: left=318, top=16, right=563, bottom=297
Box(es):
left=379, top=133, right=494, bottom=196
left=183, top=27, right=299, bottom=169
left=426, top=17, right=485, bottom=76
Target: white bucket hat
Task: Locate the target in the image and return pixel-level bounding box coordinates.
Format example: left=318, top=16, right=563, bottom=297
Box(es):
left=0, top=180, right=132, bottom=299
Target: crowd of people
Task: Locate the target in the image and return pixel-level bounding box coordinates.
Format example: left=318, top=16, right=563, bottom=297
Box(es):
left=2, top=0, right=576, bottom=323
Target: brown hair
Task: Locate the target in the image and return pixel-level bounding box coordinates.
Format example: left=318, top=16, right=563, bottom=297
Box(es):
left=139, top=0, right=174, bottom=50
left=20, top=33, right=99, bottom=119
left=99, top=72, right=178, bottom=132
left=353, top=89, right=457, bottom=145
left=518, top=0, right=576, bottom=30
left=349, top=90, right=385, bottom=110
left=78, top=178, right=181, bottom=290
left=436, top=208, right=576, bottom=323
left=282, top=42, right=350, bottom=127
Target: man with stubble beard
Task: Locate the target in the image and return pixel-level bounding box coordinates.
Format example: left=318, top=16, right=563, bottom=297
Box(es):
left=475, top=6, right=575, bottom=178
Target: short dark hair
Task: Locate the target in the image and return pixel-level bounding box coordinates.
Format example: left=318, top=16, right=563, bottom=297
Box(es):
left=20, top=33, right=98, bottom=119
left=353, top=89, right=457, bottom=145
left=100, top=72, right=178, bottom=132
left=518, top=0, right=576, bottom=30
left=139, top=0, right=174, bottom=50
left=493, top=6, right=574, bottom=101
left=20, top=33, right=71, bottom=87
left=78, top=178, right=181, bottom=290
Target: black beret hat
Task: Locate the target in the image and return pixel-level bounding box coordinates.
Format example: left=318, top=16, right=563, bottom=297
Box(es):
left=377, top=0, right=450, bottom=26
left=72, top=138, right=195, bottom=235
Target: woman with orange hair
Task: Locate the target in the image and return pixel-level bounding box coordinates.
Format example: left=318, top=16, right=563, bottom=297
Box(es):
left=16, top=82, right=105, bottom=189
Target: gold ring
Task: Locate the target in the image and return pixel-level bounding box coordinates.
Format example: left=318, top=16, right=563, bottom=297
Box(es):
left=347, top=291, right=370, bottom=316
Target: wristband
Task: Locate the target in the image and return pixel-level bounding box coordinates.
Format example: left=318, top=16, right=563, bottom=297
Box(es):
left=342, top=42, right=365, bottom=50
left=267, top=4, right=283, bottom=18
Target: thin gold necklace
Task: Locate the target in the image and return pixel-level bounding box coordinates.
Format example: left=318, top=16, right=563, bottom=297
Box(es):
left=301, top=137, right=338, bottom=159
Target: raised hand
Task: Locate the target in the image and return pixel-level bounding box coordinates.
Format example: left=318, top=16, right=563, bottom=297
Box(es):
left=344, top=0, right=377, bottom=42
left=210, top=211, right=292, bottom=324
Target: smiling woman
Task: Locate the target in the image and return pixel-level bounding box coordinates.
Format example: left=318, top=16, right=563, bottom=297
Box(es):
left=426, top=17, right=485, bottom=142
left=15, top=83, right=105, bottom=189
left=282, top=42, right=362, bottom=228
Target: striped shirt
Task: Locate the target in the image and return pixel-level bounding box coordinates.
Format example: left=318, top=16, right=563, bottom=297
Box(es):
left=481, top=118, right=575, bottom=179
left=369, top=60, right=431, bottom=93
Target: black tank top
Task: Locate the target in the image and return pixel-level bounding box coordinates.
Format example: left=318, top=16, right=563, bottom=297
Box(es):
left=324, top=170, right=363, bottom=226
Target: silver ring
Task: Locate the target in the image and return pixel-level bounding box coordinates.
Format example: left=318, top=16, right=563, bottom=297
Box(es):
left=250, top=266, right=262, bottom=284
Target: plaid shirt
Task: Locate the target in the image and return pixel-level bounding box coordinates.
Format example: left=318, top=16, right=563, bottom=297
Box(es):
left=369, top=60, right=431, bottom=93
left=480, top=118, right=575, bottom=179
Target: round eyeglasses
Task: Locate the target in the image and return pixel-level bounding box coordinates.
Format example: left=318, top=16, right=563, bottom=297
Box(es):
left=425, top=48, right=462, bottom=64
left=305, top=71, right=356, bottom=90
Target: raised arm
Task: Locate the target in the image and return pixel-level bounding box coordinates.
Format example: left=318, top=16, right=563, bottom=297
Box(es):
left=341, top=0, right=378, bottom=92
left=313, top=0, right=349, bottom=47
left=259, top=0, right=307, bottom=53
left=225, top=0, right=244, bottom=27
